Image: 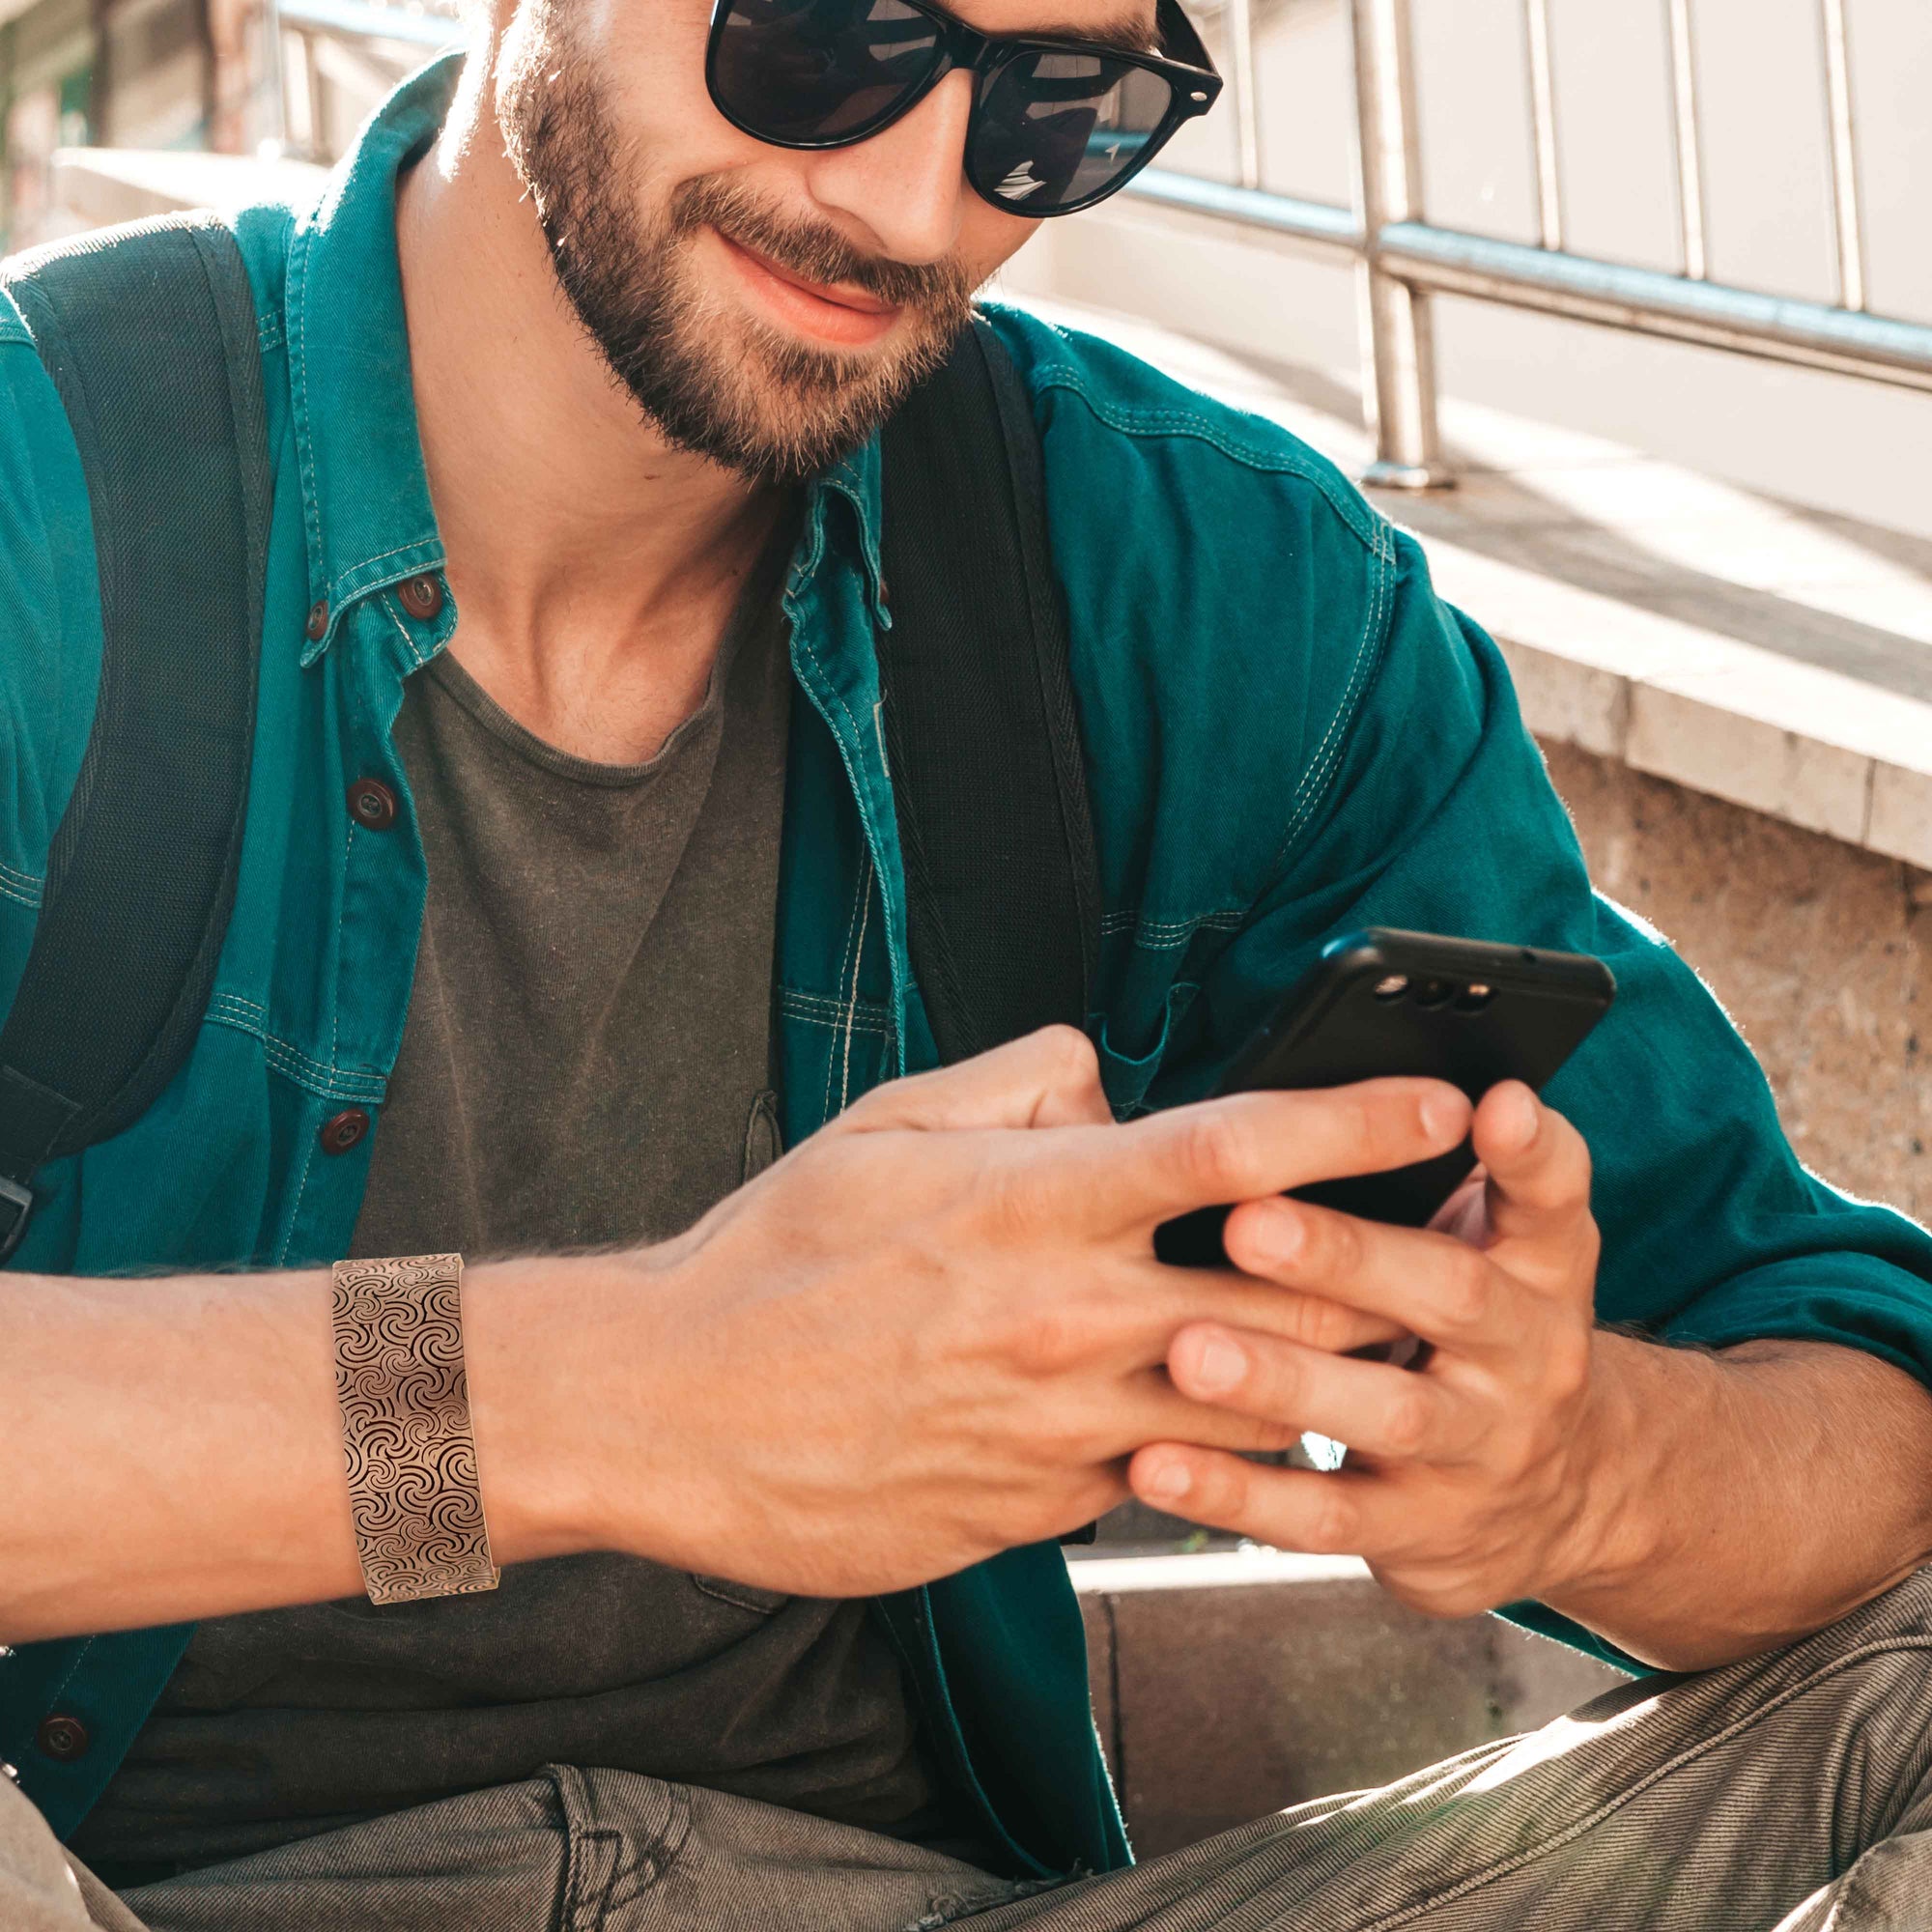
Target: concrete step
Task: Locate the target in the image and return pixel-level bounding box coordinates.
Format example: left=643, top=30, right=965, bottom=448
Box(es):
left=1068, top=1550, right=1628, bottom=1859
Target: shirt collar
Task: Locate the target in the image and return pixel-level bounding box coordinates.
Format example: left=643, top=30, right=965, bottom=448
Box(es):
left=285, top=52, right=889, bottom=662
left=287, top=54, right=462, bottom=665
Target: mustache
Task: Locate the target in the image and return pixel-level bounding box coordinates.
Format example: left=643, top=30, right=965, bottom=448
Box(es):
left=669, top=176, right=974, bottom=316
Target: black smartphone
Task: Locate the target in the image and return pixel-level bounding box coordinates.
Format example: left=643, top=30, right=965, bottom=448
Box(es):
left=1153, top=928, right=1616, bottom=1266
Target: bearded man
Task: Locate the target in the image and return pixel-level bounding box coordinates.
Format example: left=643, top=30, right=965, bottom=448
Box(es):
left=6, top=3, right=1932, bottom=1929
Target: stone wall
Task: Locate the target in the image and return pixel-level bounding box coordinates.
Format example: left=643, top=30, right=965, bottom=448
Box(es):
left=1543, top=742, right=1932, bottom=1226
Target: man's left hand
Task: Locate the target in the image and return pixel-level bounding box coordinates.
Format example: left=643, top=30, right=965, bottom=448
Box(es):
left=1131, top=1080, right=1621, bottom=1621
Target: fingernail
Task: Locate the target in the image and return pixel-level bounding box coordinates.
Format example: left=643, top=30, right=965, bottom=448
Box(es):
left=1188, top=1332, right=1247, bottom=1395
left=1422, top=1091, right=1466, bottom=1143
left=1247, top=1204, right=1303, bottom=1264
left=1497, top=1083, right=1539, bottom=1149
left=1143, top=1460, right=1192, bottom=1502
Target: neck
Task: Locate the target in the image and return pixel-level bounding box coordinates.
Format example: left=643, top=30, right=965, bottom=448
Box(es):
left=394, top=56, right=789, bottom=762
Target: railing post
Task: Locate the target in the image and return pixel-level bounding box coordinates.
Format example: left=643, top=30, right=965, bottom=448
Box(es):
left=1223, top=0, right=1264, bottom=190
left=1350, top=0, right=1453, bottom=490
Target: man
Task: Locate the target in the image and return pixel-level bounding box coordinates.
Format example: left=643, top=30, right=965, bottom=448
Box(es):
left=5, top=0, right=1932, bottom=1925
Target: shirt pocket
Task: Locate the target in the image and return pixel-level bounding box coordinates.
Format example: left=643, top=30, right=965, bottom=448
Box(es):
left=689, top=1573, right=792, bottom=1616
left=1094, top=981, right=1201, bottom=1116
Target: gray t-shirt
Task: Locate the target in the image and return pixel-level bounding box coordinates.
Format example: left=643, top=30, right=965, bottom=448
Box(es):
left=74, top=548, right=956, bottom=1878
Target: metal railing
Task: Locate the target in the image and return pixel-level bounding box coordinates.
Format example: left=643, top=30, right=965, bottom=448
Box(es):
left=1133, top=0, right=1932, bottom=488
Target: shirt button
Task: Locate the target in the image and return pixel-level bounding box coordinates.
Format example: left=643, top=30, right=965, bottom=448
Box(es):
left=397, top=573, right=445, bottom=621
left=36, top=1715, right=88, bottom=1762
left=305, top=599, right=330, bottom=643
left=319, top=1109, right=371, bottom=1156
left=346, top=777, right=399, bottom=832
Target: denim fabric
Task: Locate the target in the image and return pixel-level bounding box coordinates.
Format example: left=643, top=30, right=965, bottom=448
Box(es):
left=11, top=46, right=1932, bottom=1878
left=11, top=1570, right=1932, bottom=1930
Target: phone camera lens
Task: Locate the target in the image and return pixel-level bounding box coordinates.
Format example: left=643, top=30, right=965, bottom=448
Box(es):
left=1373, top=974, right=1408, bottom=1001
left=1454, top=982, right=1494, bottom=1014
left=1412, top=979, right=1453, bottom=1010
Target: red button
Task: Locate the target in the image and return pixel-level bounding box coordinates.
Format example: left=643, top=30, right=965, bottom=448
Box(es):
left=319, top=1109, right=370, bottom=1155
left=36, top=1715, right=88, bottom=1762
left=304, top=600, right=329, bottom=642
left=397, top=574, right=445, bottom=621
left=347, top=778, right=398, bottom=832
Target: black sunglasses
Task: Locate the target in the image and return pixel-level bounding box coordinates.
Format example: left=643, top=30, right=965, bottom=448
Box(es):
left=706, top=0, right=1223, bottom=217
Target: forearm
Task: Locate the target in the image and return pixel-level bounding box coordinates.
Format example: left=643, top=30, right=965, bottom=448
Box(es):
left=1543, top=1334, right=1932, bottom=1671
left=0, top=1256, right=611, bottom=1643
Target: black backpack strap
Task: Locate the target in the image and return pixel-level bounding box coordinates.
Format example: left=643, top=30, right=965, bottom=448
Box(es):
left=0, top=214, right=269, bottom=1262
left=877, top=315, right=1102, bottom=1065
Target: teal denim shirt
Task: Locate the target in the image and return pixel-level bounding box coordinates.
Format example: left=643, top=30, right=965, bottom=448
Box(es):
left=7, top=56, right=1932, bottom=1877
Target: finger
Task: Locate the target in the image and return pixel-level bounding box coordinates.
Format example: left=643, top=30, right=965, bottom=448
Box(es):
left=1220, top=1193, right=1524, bottom=1358
left=847, top=1026, right=1112, bottom=1133
left=1039, top=1373, right=1309, bottom=1464
left=1166, top=1324, right=1470, bottom=1462
left=1472, top=1085, right=1593, bottom=1249
left=1128, top=1445, right=1389, bottom=1556
left=1123, top=1372, right=1309, bottom=1457
left=1094, top=1080, right=1471, bottom=1232
left=1142, top=1261, right=1407, bottom=1357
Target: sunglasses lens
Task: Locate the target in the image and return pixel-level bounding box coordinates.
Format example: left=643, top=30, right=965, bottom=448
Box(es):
left=710, top=0, right=945, bottom=145
left=971, top=52, right=1177, bottom=213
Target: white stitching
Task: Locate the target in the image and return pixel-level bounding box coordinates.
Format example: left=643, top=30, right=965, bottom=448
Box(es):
left=0, top=876, right=39, bottom=910
left=781, top=987, right=891, bottom=1033
left=824, top=857, right=869, bottom=1125
left=203, top=1004, right=385, bottom=1100
left=1098, top=908, right=1244, bottom=944
left=290, top=219, right=324, bottom=602
left=1266, top=516, right=1396, bottom=877
left=839, top=860, right=874, bottom=1115
left=379, top=593, right=434, bottom=668
left=275, top=812, right=355, bottom=1265
left=789, top=593, right=906, bottom=1072
left=1028, top=367, right=1388, bottom=554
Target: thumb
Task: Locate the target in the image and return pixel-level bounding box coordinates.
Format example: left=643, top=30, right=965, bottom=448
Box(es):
left=1473, top=1082, right=1594, bottom=1255
left=844, top=1025, right=1113, bottom=1134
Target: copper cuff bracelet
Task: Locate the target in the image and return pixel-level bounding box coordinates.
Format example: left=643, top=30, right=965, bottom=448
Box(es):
left=329, top=1252, right=500, bottom=1605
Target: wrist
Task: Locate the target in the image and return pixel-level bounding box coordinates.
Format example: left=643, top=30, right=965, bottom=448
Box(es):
left=1537, top=1329, right=1695, bottom=1608
left=461, top=1250, right=660, bottom=1566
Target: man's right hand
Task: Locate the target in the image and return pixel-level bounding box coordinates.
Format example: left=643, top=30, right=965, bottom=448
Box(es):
left=0, top=1028, right=1464, bottom=1644
left=569, top=1027, right=1470, bottom=1598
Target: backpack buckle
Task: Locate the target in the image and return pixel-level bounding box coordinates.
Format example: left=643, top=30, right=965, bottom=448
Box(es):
left=0, top=1176, right=35, bottom=1264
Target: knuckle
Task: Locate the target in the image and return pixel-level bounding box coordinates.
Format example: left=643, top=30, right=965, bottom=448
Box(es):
left=1007, top=1306, right=1080, bottom=1377
left=1291, top=1293, right=1352, bottom=1353
left=1544, top=1326, right=1593, bottom=1406
left=1319, top=1208, right=1365, bottom=1284
left=1180, top=1108, right=1249, bottom=1196
left=1334, top=1091, right=1382, bottom=1169
left=1308, top=1483, right=1360, bottom=1552
left=1435, top=1245, right=1492, bottom=1334
left=1380, top=1384, right=1433, bottom=1458
left=982, top=1158, right=1056, bottom=1243
left=1037, top=1023, right=1101, bottom=1090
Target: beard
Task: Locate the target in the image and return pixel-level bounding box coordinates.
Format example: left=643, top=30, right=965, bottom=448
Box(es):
left=499, top=14, right=978, bottom=485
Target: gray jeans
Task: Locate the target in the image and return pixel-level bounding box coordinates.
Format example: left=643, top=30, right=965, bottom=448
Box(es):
left=19, top=1568, right=1932, bottom=1932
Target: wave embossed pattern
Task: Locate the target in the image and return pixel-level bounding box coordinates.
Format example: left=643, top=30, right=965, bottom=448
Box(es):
left=330, top=1252, right=501, bottom=1605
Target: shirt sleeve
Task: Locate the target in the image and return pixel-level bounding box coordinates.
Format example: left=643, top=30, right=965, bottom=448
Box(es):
left=1159, top=522, right=1932, bottom=1666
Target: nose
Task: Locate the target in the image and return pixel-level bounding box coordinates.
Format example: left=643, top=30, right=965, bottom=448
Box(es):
left=804, top=69, right=975, bottom=265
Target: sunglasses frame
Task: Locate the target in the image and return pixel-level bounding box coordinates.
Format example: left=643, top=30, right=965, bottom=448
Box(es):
left=705, top=0, right=1224, bottom=216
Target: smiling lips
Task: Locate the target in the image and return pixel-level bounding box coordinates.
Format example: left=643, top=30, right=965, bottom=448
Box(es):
left=713, top=229, right=902, bottom=348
